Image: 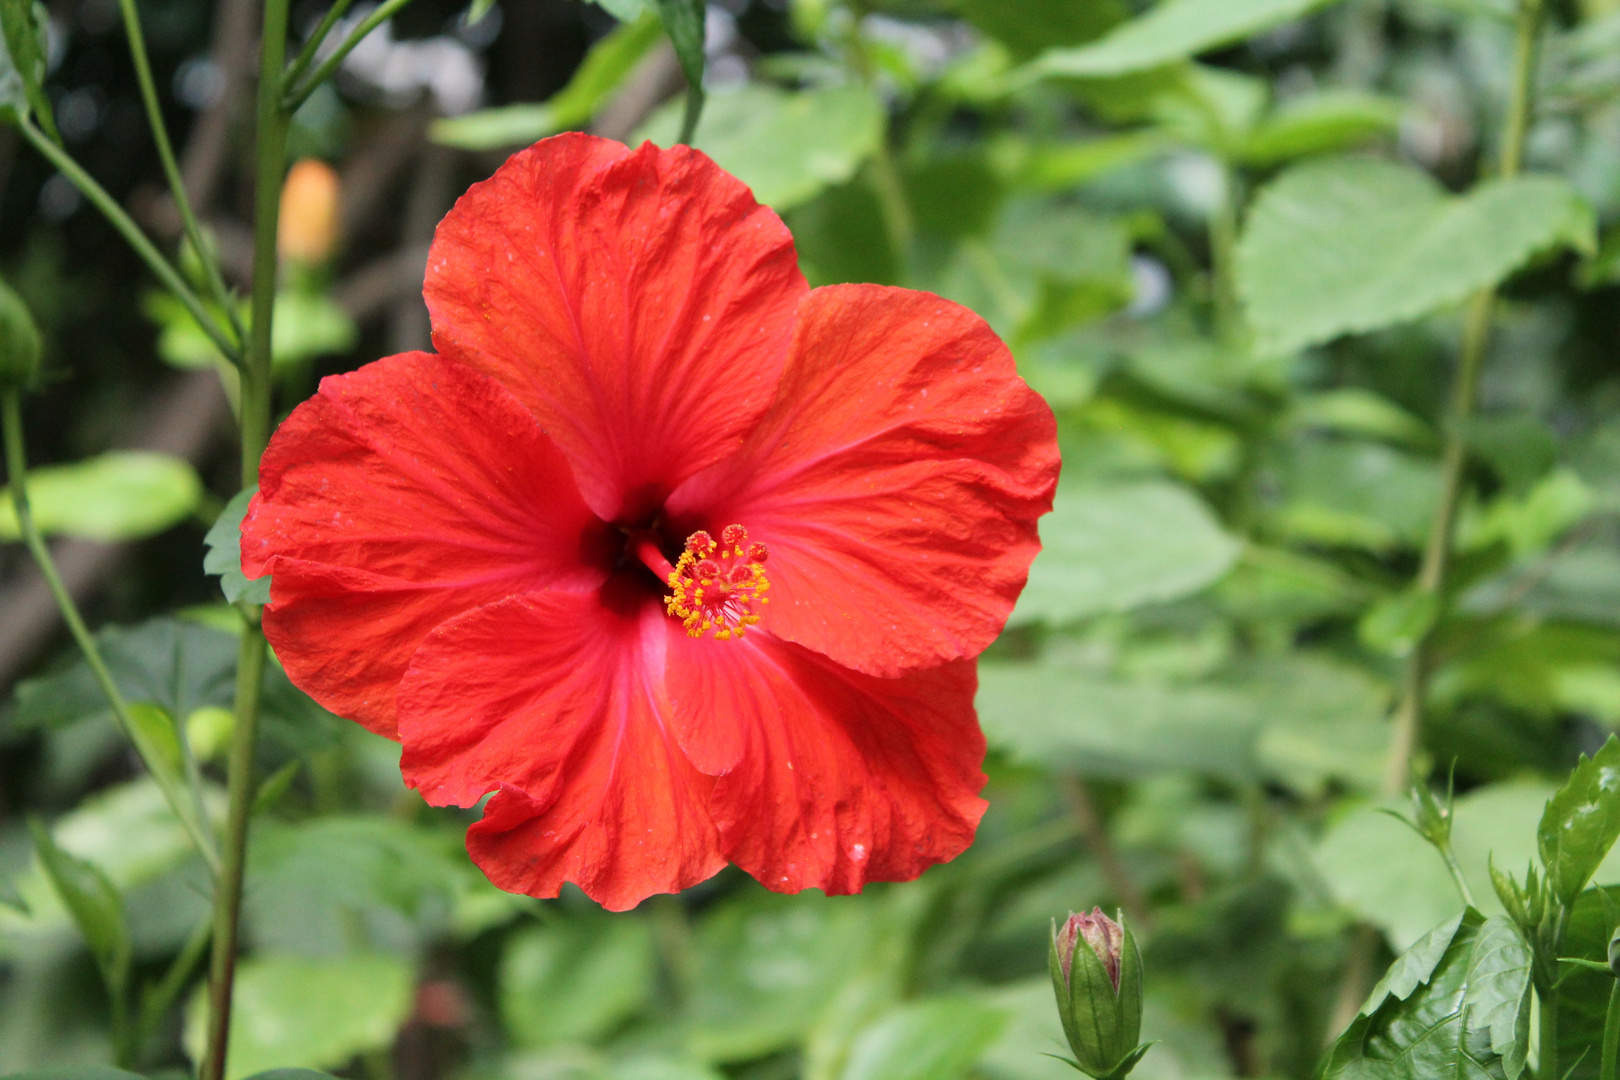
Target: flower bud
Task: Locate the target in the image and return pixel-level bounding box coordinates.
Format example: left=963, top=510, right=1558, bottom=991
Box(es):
left=1050, top=908, right=1149, bottom=1080
left=1608, top=926, right=1620, bottom=979
left=278, top=159, right=341, bottom=265
left=0, top=277, right=42, bottom=390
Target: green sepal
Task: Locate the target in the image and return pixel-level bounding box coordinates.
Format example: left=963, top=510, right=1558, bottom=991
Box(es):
left=1049, top=914, right=1144, bottom=1080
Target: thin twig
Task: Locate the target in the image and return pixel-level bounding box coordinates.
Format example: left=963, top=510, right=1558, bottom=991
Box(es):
left=117, top=0, right=244, bottom=345
left=2, top=392, right=221, bottom=873
left=281, top=0, right=418, bottom=113
left=15, top=121, right=240, bottom=363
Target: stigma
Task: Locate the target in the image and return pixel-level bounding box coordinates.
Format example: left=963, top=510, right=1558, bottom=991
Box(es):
left=665, top=524, right=770, bottom=640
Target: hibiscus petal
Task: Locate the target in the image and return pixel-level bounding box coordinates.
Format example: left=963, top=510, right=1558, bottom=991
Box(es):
left=243, top=352, right=607, bottom=737
left=666, top=284, right=1060, bottom=678
left=398, top=589, right=725, bottom=911
left=665, top=629, right=986, bottom=895
left=424, top=132, right=808, bottom=523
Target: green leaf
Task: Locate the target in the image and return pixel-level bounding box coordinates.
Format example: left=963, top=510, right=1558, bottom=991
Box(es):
left=1358, top=589, right=1440, bottom=658
left=653, top=0, right=705, bottom=125
left=0, top=1070, right=147, bottom=1080
left=1237, top=90, right=1401, bottom=166
left=0, top=0, right=56, bottom=138
left=1555, top=888, right=1620, bottom=1080
left=978, top=664, right=1259, bottom=782
left=245, top=816, right=471, bottom=955
left=1237, top=157, right=1596, bottom=357
left=11, top=616, right=339, bottom=754
left=13, top=618, right=237, bottom=731
left=1272, top=440, right=1439, bottom=553
left=593, top=0, right=653, bottom=19
left=1249, top=654, right=1392, bottom=795
left=1284, top=389, right=1434, bottom=449
left=1361, top=913, right=1466, bottom=1016
left=501, top=916, right=655, bottom=1047
left=1031, top=0, right=1338, bottom=79
left=273, top=291, right=356, bottom=366
left=1327, top=908, right=1526, bottom=1080
left=1316, top=782, right=1569, bottom=950
left=184, top=953, right=414, bottom=1080
left=0, top=451, right=204, bottom=541
left=1462, top=916, right=1533, bottom=1080
left=1011, top=482, right=1240, bottom=625
left=685, top=891, right=880, bottom=1062
left=432, top=12, right=662, bottom=150
left=956, top=0, right=1124, bottom=59
left=205, top=488, right=271, bottom=604
left=635, top=83, right=884, bottom=211
left=143, top=290, right=354, bottom=370
left=28, top=818, right=131, bottom=996
left=1540, top=736, right=1620, bottom=906
left=839, top=998, right=1006, bottom=1080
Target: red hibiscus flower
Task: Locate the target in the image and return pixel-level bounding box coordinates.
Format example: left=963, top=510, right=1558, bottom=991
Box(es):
left=242, top=133, right=1059, bottom=911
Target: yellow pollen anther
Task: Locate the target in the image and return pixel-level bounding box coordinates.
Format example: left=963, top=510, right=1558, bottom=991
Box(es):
left=665, top=524, right=769, bottom=640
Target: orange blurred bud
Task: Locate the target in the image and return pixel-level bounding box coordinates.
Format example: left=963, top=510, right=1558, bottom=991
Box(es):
left=278, top=159, right=341, bottom=264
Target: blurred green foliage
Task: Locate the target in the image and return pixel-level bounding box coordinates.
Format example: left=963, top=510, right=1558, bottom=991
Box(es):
left=6, top=0, right=1620, bottom=1078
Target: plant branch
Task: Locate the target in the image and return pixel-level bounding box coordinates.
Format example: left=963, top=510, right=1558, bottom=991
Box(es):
left=2, top=391, right=221, bottom=875
left=116, top=0, right=243, bottom=345
left=282, top=0, right=416, bottom=112
left=1379, top=0, right=1542, bottom=797
left=200, top=0, right=292, bottom=1069
left=133, top=914, right=213, bottom=1061
left=1602, top=980, right=1619, bottom=1080
left=15, top=121, right=241, bottom=364
left=281, top=0, right=359, bottom=96
left=842, top=7, right=913, bottom=276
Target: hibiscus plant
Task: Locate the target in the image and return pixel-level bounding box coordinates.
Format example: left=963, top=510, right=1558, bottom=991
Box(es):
left=4, top=1, right=1620, bottom=1080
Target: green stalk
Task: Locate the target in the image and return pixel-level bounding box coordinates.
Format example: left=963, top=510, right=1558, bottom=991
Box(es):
left=1542, top=981, right=1560, bottom=1080
left=116, top=0, right=243, bottom=346
left=1378, top=0, right=1542, bottom=794
left=843, top=3, right=913, bottom=277
left=16, top=122, right=241, bottom=364
left=282, top=0, right=415, bottom=112
left=199, top=0, right=290, bottom=1070
left=1602, top=981, right=1619, bottom=1080
left=133, top=915, right=213, bottom=1063
left=2, top=391, right=221, bottom=875
left=280, top=0, right=358, bottom=96
left=1209, top=160, right=1241, bottom=344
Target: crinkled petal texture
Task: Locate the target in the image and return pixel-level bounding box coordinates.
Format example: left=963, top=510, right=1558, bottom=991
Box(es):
left=665, top=631, right=986, bottom=894
left=242, top=353, right=608, bottom=737
left=425, top=133, right=808, bottom=523
left=667, top=284, right=1060, bottom=678
left=247, top=134, right=1061, bottom=912
left=397, top=589, right=725, bottom=912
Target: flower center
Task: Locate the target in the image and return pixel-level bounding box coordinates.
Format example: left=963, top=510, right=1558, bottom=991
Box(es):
left=664, top=524, right=770, bottom=640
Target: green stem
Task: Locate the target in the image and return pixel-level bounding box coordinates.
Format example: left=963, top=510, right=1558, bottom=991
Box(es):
left=843, top=6, right=913, bottom=276
left=15, top=121, right=240, bottom=365
left=1378, top=0, right=1541, bottom=795
left=2, top=391, right=221, bottom=874
left=133, top=915, right=213, bottom=1064
left=280, top=0, right=358, bottom=95
left=1542, top=982, right=1560, bottom=1080
left=200, top=0, right=290, bottom=1071
left=116, top=0, right=243, bottom=346
left=1209, top=161, right=1241, bottom=343
left=282, top=0, right=416, bottom=112
left=1601, top=980, right=1618, bottom=1080
left=676, top=85, right=705, bottom=147
left=1440, top=845, right=1477, bottom=908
